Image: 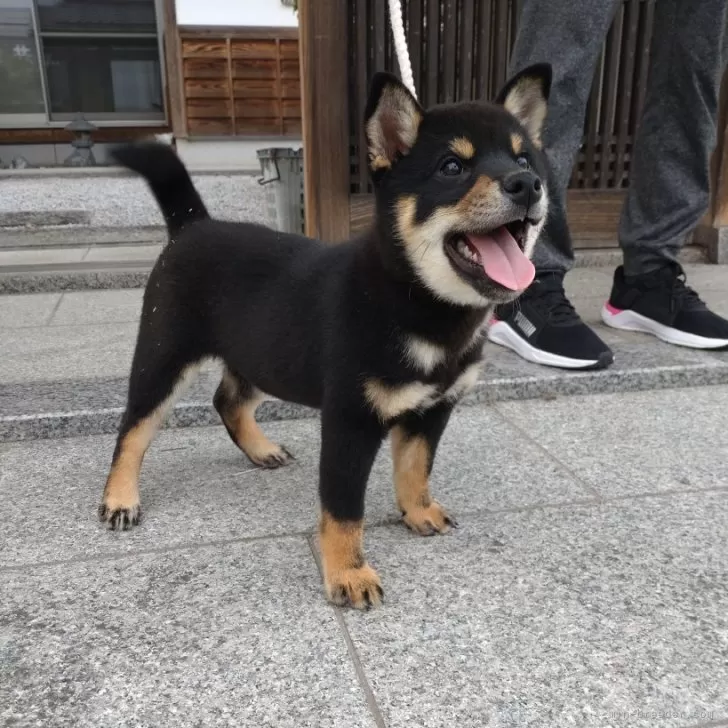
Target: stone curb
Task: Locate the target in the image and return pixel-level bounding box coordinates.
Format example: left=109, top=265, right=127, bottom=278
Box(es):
left=3, top=361, right=728, bottom=443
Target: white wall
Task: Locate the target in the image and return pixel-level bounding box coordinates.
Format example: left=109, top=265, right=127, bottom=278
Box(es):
left=175, top=0, right=297, bottom=27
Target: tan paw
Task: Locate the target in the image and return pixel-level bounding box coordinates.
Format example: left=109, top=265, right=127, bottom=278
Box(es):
left=402, top=500, right=457, bottom=536
left=325, top=564, right=384, bottom=610
left=98, top=500, right=141, bottom=531
left=246, top=442, right=295, bottom=469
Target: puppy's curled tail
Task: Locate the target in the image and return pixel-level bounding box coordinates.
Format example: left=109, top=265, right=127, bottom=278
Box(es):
left=110, top=141, right=209, bottom=237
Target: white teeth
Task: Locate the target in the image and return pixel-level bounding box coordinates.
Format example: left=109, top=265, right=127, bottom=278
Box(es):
left=455, top=238, right=479, bottom=264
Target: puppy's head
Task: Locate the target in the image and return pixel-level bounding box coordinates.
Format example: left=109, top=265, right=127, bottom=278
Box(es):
left=365, top=64, right=552, bottom=307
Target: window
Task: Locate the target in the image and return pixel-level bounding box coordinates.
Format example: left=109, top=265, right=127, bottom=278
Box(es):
left=0, top=0, right=165, bottom=126
left=0, top=0, right=46, bottom=123
left=37, top=0, right=163, bottom=120
left=43, top=36, right=163, bottom=119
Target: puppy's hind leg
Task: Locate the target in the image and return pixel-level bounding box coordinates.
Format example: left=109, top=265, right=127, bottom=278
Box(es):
left=100, top=344, right=201, bottom=530
left=213, top=366, right=294, bottom=468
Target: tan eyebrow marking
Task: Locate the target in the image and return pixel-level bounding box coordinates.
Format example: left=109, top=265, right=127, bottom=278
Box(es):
left=511, top=133, right=524, bottom=154
left=449, top=137, right=475, bottom=160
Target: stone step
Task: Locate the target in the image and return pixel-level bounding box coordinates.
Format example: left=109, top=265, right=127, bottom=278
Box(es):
left=2, top=266, right=726, bottom=443
left=0, top=225, right=165, bottom=249
left=0, top=242, right=710, bottom=294
left=3, top=338, right=728, bottom=443
left=0, top=242, right=161, bottom=293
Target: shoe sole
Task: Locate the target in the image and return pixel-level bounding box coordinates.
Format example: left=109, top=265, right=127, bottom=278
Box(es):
left=601, top=304, right=728, bottom=349
left=487, top=321, right=613, bottom=370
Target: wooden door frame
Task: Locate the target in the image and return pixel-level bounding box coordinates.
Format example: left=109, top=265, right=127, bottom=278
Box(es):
left=298, top=0, right=350, bottom=242
left=298, top=0, right=728, bottom=258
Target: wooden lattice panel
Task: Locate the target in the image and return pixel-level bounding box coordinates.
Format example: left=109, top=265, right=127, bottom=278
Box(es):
left=180, top=29, right=301, bottom=137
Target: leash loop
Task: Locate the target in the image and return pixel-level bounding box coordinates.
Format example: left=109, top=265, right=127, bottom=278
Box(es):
left=387, top=0, right=417, bottom=99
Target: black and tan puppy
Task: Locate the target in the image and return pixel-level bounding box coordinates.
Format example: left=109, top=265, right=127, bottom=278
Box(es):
left=100, top=65, right=551, bottom=609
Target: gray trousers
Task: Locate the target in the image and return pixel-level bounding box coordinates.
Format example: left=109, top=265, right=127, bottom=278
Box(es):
left=509, top=0, right=728, bottom=276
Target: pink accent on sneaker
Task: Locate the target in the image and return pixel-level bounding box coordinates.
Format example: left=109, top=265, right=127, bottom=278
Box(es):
left=604, top=302, right=623, bottom=316
left=489, top=316, right=500, bottom=325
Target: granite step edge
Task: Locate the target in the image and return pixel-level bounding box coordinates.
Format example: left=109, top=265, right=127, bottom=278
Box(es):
left=3, top=360, right=728, bottom=443
left=0, top=268, right=150, bottom=294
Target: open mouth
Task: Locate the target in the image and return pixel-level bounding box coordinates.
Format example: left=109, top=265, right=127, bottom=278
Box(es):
left=445, top=220, right=536, bottom=291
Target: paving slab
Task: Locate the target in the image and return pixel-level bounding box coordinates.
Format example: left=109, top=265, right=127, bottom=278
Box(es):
left=2, top=391, right=728, bottom=726
left=0, top=321, right=137, bottom=383
left=0, top=404, right=589, bottom=568
left=0, top=538, right=376, bottom=728
left=497, top=386, right=728, bottom=497
left=83, top=243, right=164, bottom=263
left=342, top=492, right=728, bottom=728
left=0, top=292, right=61, bottom=328
left=50, top=289, right=144, bottom=326
left=563, top=266, right=614, bottom=301
left=0, top=247, right=87, bottom=266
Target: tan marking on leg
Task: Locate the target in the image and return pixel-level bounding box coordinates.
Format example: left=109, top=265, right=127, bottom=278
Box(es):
left=391, top=425, right=455, bottom=536
left=319, top=511, right=382, bottom=609
left=216, top=370, right=292, bottom=468
left=101, top=414, right=161, bottom=526
left=511, top=133, right=524, bottom=154
left=100, top=363, right=200, bottom=530
left=449, top=136, right=475, bottom=159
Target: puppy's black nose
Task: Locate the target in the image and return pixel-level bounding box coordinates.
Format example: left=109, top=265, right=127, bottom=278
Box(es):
left=501, top=171, right=542, bottom=207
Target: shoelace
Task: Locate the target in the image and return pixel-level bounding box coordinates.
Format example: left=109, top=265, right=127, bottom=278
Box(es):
left=637, top=264, right=705, bottom=313
left=669, top=271, right=705, bottom=313
left=522, top=277, right=580, bottom=325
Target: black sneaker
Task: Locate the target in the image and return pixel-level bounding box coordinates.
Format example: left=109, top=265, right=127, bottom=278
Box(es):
left=601, top=263, right=728, bottom=349
left=488, top=274, right=614, bottom=370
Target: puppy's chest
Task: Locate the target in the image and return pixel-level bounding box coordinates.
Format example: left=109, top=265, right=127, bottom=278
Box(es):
left=431, top=354, right=483, bottom=399
left=364, top=335, right=484, bottom=421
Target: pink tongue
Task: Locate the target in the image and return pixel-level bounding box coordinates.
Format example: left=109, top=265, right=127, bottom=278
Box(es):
left=466, top=227, right=535, bottom=291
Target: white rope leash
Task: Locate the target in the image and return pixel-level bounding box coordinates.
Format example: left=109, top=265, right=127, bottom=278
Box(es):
left=387, top=0, right=417, bottom=99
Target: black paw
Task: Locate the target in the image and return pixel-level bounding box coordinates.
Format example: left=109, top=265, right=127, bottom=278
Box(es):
left=98, top=503, right=141, bottom=531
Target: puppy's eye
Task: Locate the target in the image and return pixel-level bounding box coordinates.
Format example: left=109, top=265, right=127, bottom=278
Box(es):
left=516, top=155, right=530, bottom=169
left=440, top=157, right=463, bottom=176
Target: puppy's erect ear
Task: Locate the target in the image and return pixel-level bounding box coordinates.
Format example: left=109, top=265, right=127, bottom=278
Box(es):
left=495, top=63, right=552, bottom=147
left=364, top=72, right=423, bottom=173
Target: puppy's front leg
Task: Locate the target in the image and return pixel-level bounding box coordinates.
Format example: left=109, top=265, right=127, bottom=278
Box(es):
left=318, top=407, right=385, bottom=609
left=391, top=401, right=457, bottom=536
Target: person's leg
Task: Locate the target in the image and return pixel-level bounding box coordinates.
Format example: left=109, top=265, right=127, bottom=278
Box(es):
left=508, top=0, right=621, bottom=274
left=602, top=0, right=728, bottom=349
left=619, top=0, right=726, bottom=274
left=489, top=0, right=619, bottom=370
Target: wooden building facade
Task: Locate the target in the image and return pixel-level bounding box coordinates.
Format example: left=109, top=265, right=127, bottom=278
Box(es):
left=298, top=0, right=728, bottom=258
left=0, top=0, right=301, bottom=162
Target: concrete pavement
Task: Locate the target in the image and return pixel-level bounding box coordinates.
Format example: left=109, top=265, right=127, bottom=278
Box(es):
left=1, top=265, right=728, bottom=727
left=1, top=391, right=727, bottom=727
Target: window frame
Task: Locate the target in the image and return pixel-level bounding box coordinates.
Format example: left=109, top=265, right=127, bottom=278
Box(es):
left=0, top=0, right=168, bottom=128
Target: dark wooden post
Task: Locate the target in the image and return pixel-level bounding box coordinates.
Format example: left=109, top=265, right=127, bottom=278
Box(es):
left=695, top=68, right=728, bottom=263
left=298, top=0, right=351, bottom=242
left=161, top=0, right=187, bottom=139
